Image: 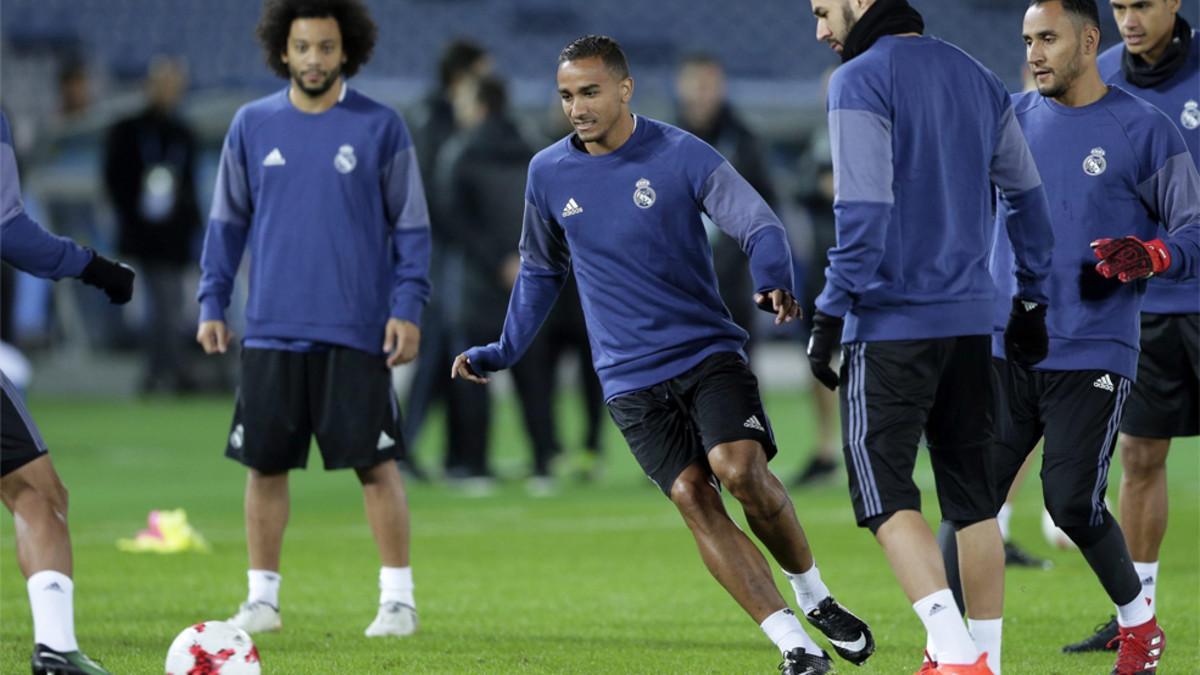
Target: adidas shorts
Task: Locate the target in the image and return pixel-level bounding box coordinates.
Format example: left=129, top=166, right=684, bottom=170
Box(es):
left=225, top=347, right=405, bottom=473
left=1, top=370, right=48, bottom=477
left=1120, top=313, right=1199, bottom=439
left=839, top=336, right=996, bottom=527
left=606, top=351, right=778, bottom=496
left=989, top=358, right=1131, bottom=528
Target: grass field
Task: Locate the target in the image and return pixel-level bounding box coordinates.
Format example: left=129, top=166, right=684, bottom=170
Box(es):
left=1, top=391, right=1196, bottom=674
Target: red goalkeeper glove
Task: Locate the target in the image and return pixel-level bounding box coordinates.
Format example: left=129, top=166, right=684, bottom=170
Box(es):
left=1091, top=237, right=1171, bottom=283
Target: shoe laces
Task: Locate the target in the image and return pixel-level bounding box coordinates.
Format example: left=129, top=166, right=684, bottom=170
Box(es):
left=814, top=599, right=855, bottom=631
left=1108, top=627, right=1154, bottom=673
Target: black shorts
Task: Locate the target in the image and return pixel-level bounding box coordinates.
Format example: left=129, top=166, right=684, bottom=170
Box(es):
left=990, top=358, right=1131, bottom=528
left=606, top=352, right=778, bottom=496
left=1121, top=313, right=1199, bottom=439
left=226, top=347, right=405, bottom=473
left=840, top=336, right=996, bottom=527
left=1, top=371, right=48, bottom=477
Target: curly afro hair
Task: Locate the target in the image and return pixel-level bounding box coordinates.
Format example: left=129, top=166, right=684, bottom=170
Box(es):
left=256, top=0, right=378, bottom=79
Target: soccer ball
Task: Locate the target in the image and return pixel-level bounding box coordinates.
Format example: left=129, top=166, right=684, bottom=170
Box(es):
left=1040, top=508, right=1076, bottom=550
left=165, top=621, right=261, bottom=675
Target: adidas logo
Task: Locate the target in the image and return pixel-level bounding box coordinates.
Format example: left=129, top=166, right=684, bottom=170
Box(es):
left=1022, top=301, right=1039, bottom=312
left=743, top=415, right=765, bottom=432
left=1141, top=576, right=1155, bottom=586
left=377, top=431, right=396, bottom=450
left=44, top=582, right=64, bottom=593
left=1093, top=374, right=1114, bottom=392
left=928, top=603, right=948, bottom=616
left=561, top=198, right=583, bottom=217
left=262, top=148, right=286, bottom=166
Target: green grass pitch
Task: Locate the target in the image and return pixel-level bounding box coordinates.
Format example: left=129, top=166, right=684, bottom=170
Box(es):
left=1, top=392, right=1196, bottom=673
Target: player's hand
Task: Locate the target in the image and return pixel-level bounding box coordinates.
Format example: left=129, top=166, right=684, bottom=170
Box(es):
left=807, top=311, right=844, bottom=391
left=1091, top=236, right=1171, bottom=283
left=1004, top=297, right=1048, bottom=367
left=196, top=320, right=233, bottom=354
left=384, top=319, right=420, bottom=367
left=451, top=353, right=489, bottom=384
left=754, top=289, right=802, bottom=325
left=80, top=252, right=135, bottom=304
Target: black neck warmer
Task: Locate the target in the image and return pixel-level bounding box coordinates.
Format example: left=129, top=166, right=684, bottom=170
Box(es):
left=1121, top=16, right=1192, bottom=88
left=841, top=0, right=925, bottom=63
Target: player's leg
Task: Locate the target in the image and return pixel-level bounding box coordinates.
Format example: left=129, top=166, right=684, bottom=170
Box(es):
left=312, top=347, right=417, bottom=637
left=844, top=339, right=987, bottom=671
left=998, top=454, right=1050, bottom=568
left=686, top=352, right=873, bottom=665
left=929, top=347, right=1042, bottom=674
left=1040, top=371, right=1163, bottom=673
left=1, top=376, right=108, bottom=674
left=607, top=379, right=830, bottom=673
left=225, top=349, right=312, bottom=633
left=1065, top=313, right=1197, bottom=654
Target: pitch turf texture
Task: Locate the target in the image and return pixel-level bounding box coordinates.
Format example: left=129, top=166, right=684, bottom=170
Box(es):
left=1, top=393, right=1196, bottom=674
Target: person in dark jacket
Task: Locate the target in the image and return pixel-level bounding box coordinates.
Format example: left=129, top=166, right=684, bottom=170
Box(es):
left=103, top=56, right=200, bottom=394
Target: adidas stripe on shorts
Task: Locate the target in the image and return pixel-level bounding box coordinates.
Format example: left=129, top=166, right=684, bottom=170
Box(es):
left=607, top=351, right=777, bottom=496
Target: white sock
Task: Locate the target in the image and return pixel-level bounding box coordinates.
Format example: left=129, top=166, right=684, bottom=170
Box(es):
left=380, top=566, right=414, bottom=608
left=784, top=562, right=831, bottom=614
left=27, top=571, right=78, bottom=652
left=925, top=631, right=938, bottom=664
left=247, top=569, right=280, bottom=608
left=913, top=589, right=978, bottom=666
left=760, top=608, right=822, bottom=656
left=1133, top=561, right=1158, bottom=612
left=997, top=503, right=1013, bottom=542
left=1115, top=591, right=1154, bottom=628
left=968, top=618, right=1002, bottom=674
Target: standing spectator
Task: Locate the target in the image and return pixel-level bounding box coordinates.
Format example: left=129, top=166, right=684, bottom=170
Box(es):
left=675, top=54, right=779, bottom=348
left=104, top=56, right=201, bottom=394
left=403, top=39, right=493, bottom=484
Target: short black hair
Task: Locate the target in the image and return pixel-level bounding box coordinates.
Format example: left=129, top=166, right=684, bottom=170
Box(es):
left=438, top=39, right=489, bottom=91
left=473, top=75, right=508, bottom=114
left=256, top=0, right=378, bottom=79
left=1028, top=0, right=1102, bottom=33
left=558, top=35, right=630, bottom=80
left=678, top=52, right=723, bottom=70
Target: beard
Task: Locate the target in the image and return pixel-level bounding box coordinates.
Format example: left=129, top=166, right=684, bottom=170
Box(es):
left=289, top=64, right=341, bottom=98
left=1036, top=52, right=1082, bottom=99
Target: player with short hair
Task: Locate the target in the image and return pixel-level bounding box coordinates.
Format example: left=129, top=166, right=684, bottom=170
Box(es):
left=453, top=35, right=873, bottom=675
left=196, top=0, right=430, bottom=638
left=805, top=1, right=1057, bottom=673
left=1063, top=0, right=1200, bottom=654
left=2, top=111, right=134, bottom=675
left=949, top=2, right=1199, bottom=673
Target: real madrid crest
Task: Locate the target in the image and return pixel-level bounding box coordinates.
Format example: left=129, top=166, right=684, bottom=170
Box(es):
left=334, top=144, right=357, bottom=174
left=633, top=177, right=656, bottom=209
left=1182, top=100, right=1200, bottom=131
left=1082, top=147, right=1106, bottom=177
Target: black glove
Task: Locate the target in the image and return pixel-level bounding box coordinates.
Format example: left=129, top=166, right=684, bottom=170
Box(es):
left=1004, top=297, right=1048, bottom=367
left=80, top=252, right=135, bottom=305
left=807, top=311, right=844, bottom=391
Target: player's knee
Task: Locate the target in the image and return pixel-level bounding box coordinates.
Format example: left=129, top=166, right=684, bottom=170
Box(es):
left=1060, top=515, right=1113, bottom=549
left=708, top=441, right=765, bottom=497
left=1043, top=494, right=1094, bottom=533
left=1120, top=438, right=1169, bottom=478
left=669, top=473, right=718, bottom=515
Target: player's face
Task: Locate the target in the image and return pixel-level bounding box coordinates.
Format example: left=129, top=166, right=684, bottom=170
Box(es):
left=676, top=62, right=726, bottom=127
left=1110, top=0, right=1181, bottom=57
left=281, top=17, right=346, bottom=98
left=811, top=0, right=857, bottom=54
left=557, top=57, right=633, bottom=145
left=1023, top=2, right=1087, bottom=99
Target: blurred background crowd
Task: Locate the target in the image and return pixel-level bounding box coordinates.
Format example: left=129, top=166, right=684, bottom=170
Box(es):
left=2, top=0, right=1195, bottom=492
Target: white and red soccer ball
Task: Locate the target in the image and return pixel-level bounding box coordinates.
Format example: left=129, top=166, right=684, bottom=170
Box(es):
left=165, top=621, right=261, bottom=675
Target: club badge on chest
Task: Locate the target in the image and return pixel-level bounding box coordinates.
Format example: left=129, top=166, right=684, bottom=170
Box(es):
left=334, top=144, right=357, bottom=174
left=633, top=177, right=656, bottom=209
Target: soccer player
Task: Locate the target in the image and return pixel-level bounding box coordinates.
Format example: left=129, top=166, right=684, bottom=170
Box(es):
left=1064, top=0, right=1200, bottom=654
left=2, top=111, right=134, bottom=675
left=805, top=1, right=1056, bottom=673
left=974, top=3, right=1200, bottom=673
left=196, top=0, right=430, bottom=638
left=452, top=35, right=873, bottom=675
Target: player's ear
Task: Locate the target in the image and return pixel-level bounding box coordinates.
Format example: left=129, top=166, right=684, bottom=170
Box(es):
left=620, top=77, right=634, bottom=103
left=1083, top=25, right=1099, bottom=55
